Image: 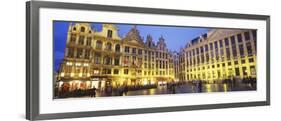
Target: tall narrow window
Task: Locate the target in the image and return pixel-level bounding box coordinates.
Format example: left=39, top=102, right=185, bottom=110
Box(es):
left=219, top=40, right=223, bottom=47
left=70, top=34, right=76, bottom=43
left=114, top=56, right=120, bottom=66
left=231, top=36, right=236, bottom=45
left=246, top=42, right=253, bottom=56
left=138, top=49, right=142, bottom=55
left=115, top=44, right=120, bottom=52
left=96, top=40, right=102, bottom=50
left=239, top=44, right=245, bottom=57
left=225, top=38, right=229, bottom=46
left=67, top=48, right=74, bottom=58
left=106, top=43, right=112, bottom=51
left=125, top=46, right=130, bottom=53
left=244, top=32, right=250, bottom=41
left=226, top=48, right=230, bottom=60
left=104, top=56, right=111, bottom=65
left=86, top=37, right=91, bottom=46
left=78, top=36, right=84, bottom=45
left=76, top=48, right=83, bottom=58
left=237, top=34, right=243, bottom=43
left=94, top=53, right=101, bottom=64
left=107, top=30, right=113, bottom=38
left=84, top=49, right=91, bottom=59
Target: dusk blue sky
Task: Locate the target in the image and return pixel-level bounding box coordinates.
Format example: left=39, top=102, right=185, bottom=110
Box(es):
left=54, top=21, right=210, bottom=71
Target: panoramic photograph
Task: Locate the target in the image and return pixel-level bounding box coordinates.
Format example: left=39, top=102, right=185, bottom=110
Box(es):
left=53, top=21, right=257, bottom=99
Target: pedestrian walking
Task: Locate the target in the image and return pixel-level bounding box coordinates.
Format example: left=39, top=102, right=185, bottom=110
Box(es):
left=91, top=86, right=96, bottom=97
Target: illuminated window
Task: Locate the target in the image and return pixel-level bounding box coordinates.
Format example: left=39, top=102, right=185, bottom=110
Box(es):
left=250, top=66, right=256, bottom=75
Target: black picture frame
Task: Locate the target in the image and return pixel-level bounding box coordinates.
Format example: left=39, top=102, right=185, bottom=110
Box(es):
left=26, top=1, right=270, bottom=120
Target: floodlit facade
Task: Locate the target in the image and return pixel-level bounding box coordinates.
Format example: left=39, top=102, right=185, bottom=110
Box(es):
left=179, top=29, right=257, bottom=83
left=56, top=23, right=175, bottom=91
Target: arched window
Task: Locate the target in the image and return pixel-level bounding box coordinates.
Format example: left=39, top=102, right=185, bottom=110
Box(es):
left=106, top=42, right=112, bottom=51
left=115, top=44, right=120, bottom=52
left=81, top=27, right=85, bottom=32
left=73, top=27, right=76, bottom=31
left=96, top=40, right=102, bottom=50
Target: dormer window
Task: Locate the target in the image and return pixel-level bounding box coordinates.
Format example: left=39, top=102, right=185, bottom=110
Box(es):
left=107, top=30, right=113, bottom=38
left=81, top=27, right=85, bottom=32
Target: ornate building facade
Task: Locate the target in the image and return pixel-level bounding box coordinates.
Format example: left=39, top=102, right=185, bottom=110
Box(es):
left=57, top=23, right=175, bottom=91
left=179, top=29, right=257, bottom=83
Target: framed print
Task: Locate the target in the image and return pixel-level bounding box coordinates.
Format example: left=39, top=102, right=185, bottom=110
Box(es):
left=26, top=1, right=270, bottom=120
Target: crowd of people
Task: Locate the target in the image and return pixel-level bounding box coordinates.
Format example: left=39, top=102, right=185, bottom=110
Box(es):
left=55, top=77, right=256, bottom=98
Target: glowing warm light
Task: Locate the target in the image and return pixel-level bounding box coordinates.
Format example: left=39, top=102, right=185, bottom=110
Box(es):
left=58, top=81, right=63, bottom=88
left=75, top=63, right=81, bottom=66
left=205, top=84, right=212, bottom=92
left=79, top=73, right=82, bottom=77
left=66, top=62, right=72, bottom=66
left=70, top=73, right=74, bottom=77
left=60, top=72, right=65, bottom=77
left=223, top=84, right=228, bottom=92
left=143, top=79, right=148, bottom=85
